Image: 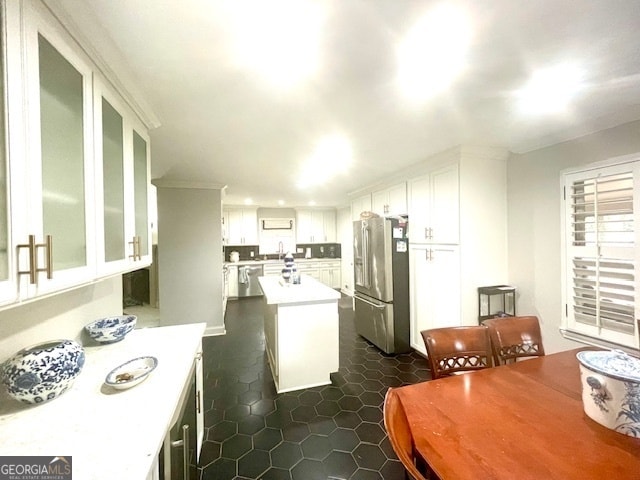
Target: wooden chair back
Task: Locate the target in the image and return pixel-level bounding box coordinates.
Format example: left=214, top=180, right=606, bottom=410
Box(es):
left=383, top=388, right=431, bottom=480
left=483, top=315, right=545, bottom=365
left=420, top=326, right=493, bottom=379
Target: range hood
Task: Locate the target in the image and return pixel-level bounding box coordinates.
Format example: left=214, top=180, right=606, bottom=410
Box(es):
left=261, top=218, right=294, bottom=230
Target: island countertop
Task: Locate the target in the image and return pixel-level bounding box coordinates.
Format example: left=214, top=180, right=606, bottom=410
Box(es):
left=258, top=274, right=341, bottom=305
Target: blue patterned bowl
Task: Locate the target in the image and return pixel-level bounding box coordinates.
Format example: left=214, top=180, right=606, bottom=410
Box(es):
left=85, top=315, right=137, bottom=344
left=1, top=339, right=85, bottom=404
left=577, top=349, right=640, bottom=437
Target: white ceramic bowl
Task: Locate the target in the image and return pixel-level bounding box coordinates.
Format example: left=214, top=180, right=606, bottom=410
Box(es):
left=576, top=349, right=640, bottom=437
left=105, top=356, right=158, bottom=390
left=85, top=315, right=137, bottom=344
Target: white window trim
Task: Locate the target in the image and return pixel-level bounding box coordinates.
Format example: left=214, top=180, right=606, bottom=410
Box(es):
left=560, top=152, right=640, bottom=354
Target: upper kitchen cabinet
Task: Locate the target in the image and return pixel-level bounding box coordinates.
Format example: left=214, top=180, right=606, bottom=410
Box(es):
left=94, top=77, right=152, bottom=277
left=0, top=0, right=156, bottom=307
left=351, top=193, right=372, bottom=221
left=14, top=2, right=97, bottom=298
left=0, top=7, right=15, bottom=306
left=225, top=207, right=258, bottom=245
left=408, top=164, right=459, bottom=244
left=296, top=209, right=336, bottom=244
left=372, top=182, right=407, bottom=217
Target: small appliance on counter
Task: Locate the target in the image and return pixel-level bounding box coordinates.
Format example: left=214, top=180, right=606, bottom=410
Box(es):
left=230, top=251, right=239, bottom=262
left=305, top=247, right=312, bottom=259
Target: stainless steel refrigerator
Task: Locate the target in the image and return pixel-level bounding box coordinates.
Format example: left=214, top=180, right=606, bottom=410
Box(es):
left=353, top=216, right=410, bottom=354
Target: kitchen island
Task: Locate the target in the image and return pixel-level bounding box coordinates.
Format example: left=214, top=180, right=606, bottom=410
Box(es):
left=258, top=274, right=340, bottom=393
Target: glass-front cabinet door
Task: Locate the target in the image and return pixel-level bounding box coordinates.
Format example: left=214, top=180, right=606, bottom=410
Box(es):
left=0, top=4, right=17, bottom=306
left=94, top=76, right=151, bottom=276
left=132, top=127, right=151, bottom=265
left=17, top=3, right=95, bottom=297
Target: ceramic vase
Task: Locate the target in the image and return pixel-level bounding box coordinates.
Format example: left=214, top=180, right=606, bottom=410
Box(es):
left=2, top=339, right=85, bottom=405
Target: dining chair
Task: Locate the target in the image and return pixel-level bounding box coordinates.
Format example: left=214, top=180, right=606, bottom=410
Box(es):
left=482, top=315, right=546, bottom=365
left=383, top=388, right=434, bottom=480
left=420, top=326, right=493, bottom=379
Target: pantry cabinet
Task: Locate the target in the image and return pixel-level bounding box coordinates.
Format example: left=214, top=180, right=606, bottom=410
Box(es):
left=407, top=147, right=508, bottom=352
left=372, top=182, right=407, bottom=217
left=296, top=209, right=336, bottom=243
left=225, top=208, right=258, bottom=245
left=0, top=1, right=153, bottom=308
left=409, top=244, right=461, bottom=355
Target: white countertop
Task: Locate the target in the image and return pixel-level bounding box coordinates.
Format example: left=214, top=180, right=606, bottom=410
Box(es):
left=0, top=322, right=206, bottom=480
left=226, top=258, right=341, bottom=266
left=258, top=274, right=341, bottom=305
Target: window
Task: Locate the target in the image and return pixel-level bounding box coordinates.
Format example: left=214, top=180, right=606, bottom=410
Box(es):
left=562, top=158, right=640, bottom=350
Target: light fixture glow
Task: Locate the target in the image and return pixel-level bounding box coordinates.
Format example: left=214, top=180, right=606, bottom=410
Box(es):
left=243, top=197, right=253, bottom=205
left=516, top=64, right=584, bottom=115
left=277, top=199, right=285, bottom=206
left=296, top=134, right=353, bottom=189
left=396, top=3, right=471, bottom=102
left=225, top=0, right=326, bottom=89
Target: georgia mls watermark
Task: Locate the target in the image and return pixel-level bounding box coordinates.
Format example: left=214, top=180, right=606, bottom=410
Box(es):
left=0, top=456, right=71, bottom=480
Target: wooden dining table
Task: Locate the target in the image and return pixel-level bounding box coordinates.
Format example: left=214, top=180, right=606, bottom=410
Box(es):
left=395, top=347, right=640, bottom=480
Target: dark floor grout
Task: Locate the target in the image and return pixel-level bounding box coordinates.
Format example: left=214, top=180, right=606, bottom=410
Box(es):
left=197, top=295, right=431, bottom=480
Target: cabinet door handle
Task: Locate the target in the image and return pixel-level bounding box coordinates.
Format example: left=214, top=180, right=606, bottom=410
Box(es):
left=170, top=424, right=190, bottom=480
left=17, top=235, right=53, bottom=283
left=39, top=235, right=53, bottom=279
left=17, top=235, right=37, bottom=284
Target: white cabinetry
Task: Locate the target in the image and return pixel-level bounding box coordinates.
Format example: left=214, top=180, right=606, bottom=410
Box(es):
left=409, top=244, right=461, bottom=355
left=351, top=193, right=372, bottom=221
left=407, top=147, right=508, bottom=354
left=227, top=265, right=238, bottom=297
left=225, top=208, right=258, bottom=245
left=296, top=209, right=336, bottom=243
left=372, top=182, right=407, bottom=216
left=0, top=1, right=153, bottom=308
left=14, top=3, right=98, bottom=299
left=94, top=78, right=152, bottom=277
left=408, top=164, right=459, bottom=244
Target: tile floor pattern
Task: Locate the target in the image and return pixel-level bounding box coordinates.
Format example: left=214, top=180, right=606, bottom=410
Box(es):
left=198, top=295, right=431, bottom=480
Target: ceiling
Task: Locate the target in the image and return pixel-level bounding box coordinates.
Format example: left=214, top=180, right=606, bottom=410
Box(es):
left=58, top=0, right=640, bottom=207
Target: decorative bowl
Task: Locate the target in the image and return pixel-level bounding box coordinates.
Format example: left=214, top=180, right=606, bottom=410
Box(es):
left=85, top=315, right=137, bottom=344
left=105, top=356, right=158, bottom=390
left=1, top=339, right=85, bottom=404
left=576, top=349, right=640, bottom=437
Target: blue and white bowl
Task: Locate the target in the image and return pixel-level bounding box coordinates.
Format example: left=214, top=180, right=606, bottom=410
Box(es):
left=577, top=349, right=640, bottom=437
left=1, top=339, right=85, bottom=405
left=85, top=315, right=137, bottom=344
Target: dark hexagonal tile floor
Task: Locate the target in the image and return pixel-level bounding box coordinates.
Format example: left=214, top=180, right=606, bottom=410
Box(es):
left=198, top=295, right=431, bottom=479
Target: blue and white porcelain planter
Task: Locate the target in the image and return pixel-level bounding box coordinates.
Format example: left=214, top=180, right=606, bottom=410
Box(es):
left=576, top=349, right=640, bottom=438
left=1, top=339, right=85, bottom=405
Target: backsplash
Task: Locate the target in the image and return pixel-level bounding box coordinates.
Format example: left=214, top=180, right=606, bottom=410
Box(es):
left=224, top=243, right=341, bottom=262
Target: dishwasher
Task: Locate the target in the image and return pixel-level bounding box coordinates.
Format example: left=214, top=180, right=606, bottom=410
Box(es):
left=238, top=264, right=264, bottom=297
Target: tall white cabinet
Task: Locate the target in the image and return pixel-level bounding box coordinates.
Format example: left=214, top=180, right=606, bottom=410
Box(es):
left=407, top=146, right=508, bottom=355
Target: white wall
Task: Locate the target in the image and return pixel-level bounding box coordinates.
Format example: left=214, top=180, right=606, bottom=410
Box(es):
left=0, top=276, right=122, bottom=362
left=155, top=184, right=224, bottom=335
left=507, top=120, right=640, bottom=353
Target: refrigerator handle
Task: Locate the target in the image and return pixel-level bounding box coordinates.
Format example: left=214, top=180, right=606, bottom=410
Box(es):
left=362, top=224, right=370, bottom=288
left=356, top=294, right=386, bottom=309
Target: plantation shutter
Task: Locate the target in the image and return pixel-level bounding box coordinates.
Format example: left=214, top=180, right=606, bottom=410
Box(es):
left=564, top=162, right=639, bottom=348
